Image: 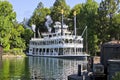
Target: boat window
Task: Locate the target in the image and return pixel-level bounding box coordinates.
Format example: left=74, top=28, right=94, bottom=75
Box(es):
left=43, top=41, right=45, bottom=45
left=49, top=35, right=52, bottom=38
left=31, top=42, right=33, bottom=45
left=59, top=40, right=61, bottom=44
left=56, top=39, right=58, bottom=44
left=38, top=42, right=40, bottom=45
left=50, top=41, right=52, bottom=44
left=39, top=49, right=41, bottom=52
left=53, top=40, right=54, bottom=44
left=58, top=33, right=60, bottom=36
left=61, top=39, right=64, bottom=44
left=79, top=40, right=81, bottom=43
left=49, top=41, right=50, bottom=45
left=40, top=42, right=41, bottom=45
left=55, top=40, right=57, bottom=44
left=33, top=48, right=35, bottom=54
left=46, top=41, right=48, bottom=45
left=65, top=33, right=67, bottom=35
left=46, top=48, right=49, bottom=52
left=43, top=49, right=45, bottom=52
left=65, top=39, right=68, bottom=43
left=36, top=48, right=38, bottom=52
left=35, top=42, right=37, bottom=45
left=30, top=49, right=32, bottom=51
left=69, top=39, right=72, bottom=43
left=80, top=48, right=82, bottom=52
left=53, top=34, right=56, bottom=36
left=40, top=41, right=42, bottom=45
left=77, top=40, right=79, bottom=43
left=48, top=41, right=50, bottom=45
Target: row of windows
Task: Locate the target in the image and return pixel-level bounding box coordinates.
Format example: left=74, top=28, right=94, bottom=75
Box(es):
left=30, top=39, right=83, bottom=45
left=43, top=33, right=71, bottom=38
left=32, top=48, right=82, bottom=53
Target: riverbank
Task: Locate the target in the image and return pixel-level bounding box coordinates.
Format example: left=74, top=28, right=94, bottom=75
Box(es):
left=2, top=54, right=26, bottom=58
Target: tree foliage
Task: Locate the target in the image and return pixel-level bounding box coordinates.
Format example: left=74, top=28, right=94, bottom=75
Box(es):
left=29, top=2, right=50, bottom=37
left=50, top=0, right=70, bottom=22
left=73, top=0, right=99, bottom=54
left=0, top=1, right=29, bottom=51
left=69, top=4, right=82, bottom=31
left=0, top=1, right=16, bottom=50
left=98, top=0, right=120, bottom=42
left=21, top=28, right=33, bottom=49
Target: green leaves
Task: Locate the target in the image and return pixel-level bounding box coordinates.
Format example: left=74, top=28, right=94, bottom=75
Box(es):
left=98, top=0, right=120, bottom=42
left=112, top=72, right=120, bottom=80
left=29, top=2, right=50, bottom=37
left=21, top=29, right=33, bottom=48
left=50, top=0, right=70, bottom=22
left=0, top=1, right=27, bottom=51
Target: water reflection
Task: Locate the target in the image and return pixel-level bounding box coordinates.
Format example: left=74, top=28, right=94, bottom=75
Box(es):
left=0, top=58, right=30, bottom=80
left=28, top=57, right=87, bottom=80
left=0, top=57, right=87, bottom=80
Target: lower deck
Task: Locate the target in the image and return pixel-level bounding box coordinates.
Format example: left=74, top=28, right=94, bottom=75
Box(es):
left=27, top=55, right=89, bottom=60
left=28, top=48, right=89, bottom=59
left=29, top=48, right=84, bottom=55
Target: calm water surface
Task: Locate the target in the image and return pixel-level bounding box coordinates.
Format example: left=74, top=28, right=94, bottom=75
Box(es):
left=0, top=57, right=87, bottom=80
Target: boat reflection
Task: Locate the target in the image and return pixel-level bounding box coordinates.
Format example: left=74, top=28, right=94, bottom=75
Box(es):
left=28, top=57, right=88, bottom=80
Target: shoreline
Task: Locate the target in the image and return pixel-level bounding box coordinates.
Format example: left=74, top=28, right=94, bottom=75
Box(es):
left=2, top=54, right=26, bottom=58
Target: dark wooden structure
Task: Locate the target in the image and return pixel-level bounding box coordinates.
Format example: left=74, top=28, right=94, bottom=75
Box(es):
left=101, top=41, right=120, bottom=73
left=108, top=59, right=120, bottom=80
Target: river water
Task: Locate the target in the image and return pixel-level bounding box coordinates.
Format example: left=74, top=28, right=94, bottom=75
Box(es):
left=0, top=56, right=88, bottom=80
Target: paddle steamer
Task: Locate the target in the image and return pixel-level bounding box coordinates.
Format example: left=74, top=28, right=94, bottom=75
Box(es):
left=28, top=11, right=88, bottom=58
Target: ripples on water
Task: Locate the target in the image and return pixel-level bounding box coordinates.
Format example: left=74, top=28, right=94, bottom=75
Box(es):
left=0, top=56, right=88, bottom=80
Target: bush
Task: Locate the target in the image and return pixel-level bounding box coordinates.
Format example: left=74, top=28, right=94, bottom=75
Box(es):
left=3, top=48, right=25, bottom=55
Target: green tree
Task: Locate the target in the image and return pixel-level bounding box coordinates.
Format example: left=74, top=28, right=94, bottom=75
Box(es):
left=0, top=1, right=16, bottom=50
left=0, top=1, right=27, bottom=52
left=29, top=2, right=50, bottom=37
left=112, top=14, right=120, bottom=40
left=69, top=4, right=82, bottom=31
left=98, top=0, right=120, bottom=42
left=10, top=23, right=26, bottom=49
left=21, top=28, right=33, bottom=51
left=50, top=0, right=70, bottom=22
left=76, top=0, right=99, bottom=54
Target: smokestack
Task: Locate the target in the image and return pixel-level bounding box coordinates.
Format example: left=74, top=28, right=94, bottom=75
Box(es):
left=74, top=11, right=76, bottom=37
left=31, top=24, right=36, bottom=38
left=61, top=9, right=64, bottom=36
left=45, top=15, right=53, bottom=32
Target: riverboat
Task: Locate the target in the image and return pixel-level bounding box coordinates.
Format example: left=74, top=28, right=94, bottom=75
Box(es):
left=28, top=11, right=89, bottom=58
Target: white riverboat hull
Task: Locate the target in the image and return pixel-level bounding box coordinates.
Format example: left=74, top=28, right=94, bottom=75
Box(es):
left=27, top=52, right=89, bottom=60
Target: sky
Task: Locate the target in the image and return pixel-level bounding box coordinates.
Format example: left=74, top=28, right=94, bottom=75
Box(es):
left=8, top=0, right=101, bottom=22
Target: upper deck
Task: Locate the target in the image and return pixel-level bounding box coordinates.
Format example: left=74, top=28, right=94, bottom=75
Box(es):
left=31, top=21, right=83, bottom=41
left=31, top=32, right=83, bottom=41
